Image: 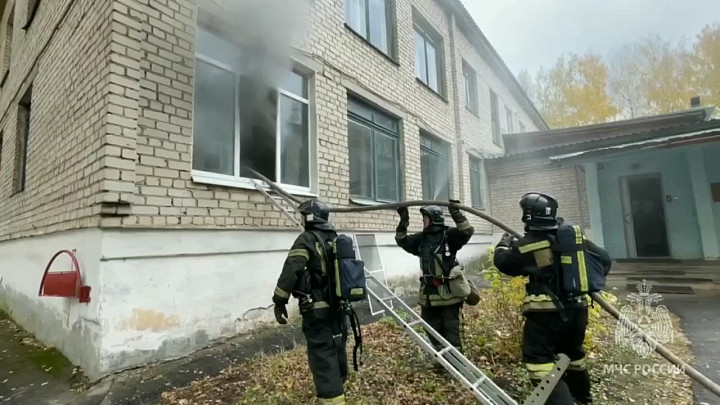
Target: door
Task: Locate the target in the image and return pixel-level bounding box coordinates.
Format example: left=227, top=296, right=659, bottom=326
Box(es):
left=621, top=174, right=670, bottom=257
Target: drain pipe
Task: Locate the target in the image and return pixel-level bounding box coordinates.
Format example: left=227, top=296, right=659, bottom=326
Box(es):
left=251, top=171, right=720, bottom=398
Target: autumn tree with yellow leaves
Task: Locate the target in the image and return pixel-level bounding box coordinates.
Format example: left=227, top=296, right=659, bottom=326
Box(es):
left=520, top=24, right=720, bottom=128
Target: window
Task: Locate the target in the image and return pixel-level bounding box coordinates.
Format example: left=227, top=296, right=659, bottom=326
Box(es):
left=348, top=97, right=401, bottom=202
left=192, top=26, right=313, bottom=192
left=14, top=86, right=31, bottom=193
left=490, top=89, right=500, bottom=145
left=345, top=0, right=395, bottom=58
left=469, top=156, right=484, bottom=208
left=414, top=14, right=444, bottom=95
left=462, top=60, right=478, bottom=114
left=506, top=107, right=514, bottom=133
left=1, top=7, right=14, bottom=85
left=420, top=133, right=451, bottom=200
left=519, top=121, right=526, bottom=133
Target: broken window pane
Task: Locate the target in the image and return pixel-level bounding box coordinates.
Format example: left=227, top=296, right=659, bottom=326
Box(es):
left=239, top=78, right=277, bottom=181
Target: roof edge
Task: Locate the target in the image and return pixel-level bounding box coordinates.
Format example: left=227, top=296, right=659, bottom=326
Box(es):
left=442, top=0, right=549, bottom=130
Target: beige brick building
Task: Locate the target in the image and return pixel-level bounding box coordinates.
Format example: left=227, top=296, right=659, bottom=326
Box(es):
left=0, top=0, right=545, bottom=378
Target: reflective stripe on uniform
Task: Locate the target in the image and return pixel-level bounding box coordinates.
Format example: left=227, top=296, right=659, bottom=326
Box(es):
left=524, top=294, right=553, bottom=302
left=519, top=240, right=551, bottom=253
left=525, top=362, right=555, bottom=379
left=568, top=356, right=586, bottom=371
left=319, top=394, right=345, bottom=405
left=396, top=231, right=407, bottom=239
left=574, top=226, right=589, bottom=291
left=288, top=249, right=309, bottom=259
left=274, top=286, right=290, bottom=299
left=456, top=220, right=472, bottom=231
left=313, top=301, right=329, bottom=309
left=522, top=294, right=557, bottom=311
left=315, top=242, right=327, bottom=275
left=561, top=256, right=573, bottom=264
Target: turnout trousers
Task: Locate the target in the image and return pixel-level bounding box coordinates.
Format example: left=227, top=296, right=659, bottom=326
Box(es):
left=421, top=302, right=464, bottom=352
left=302, top=309, right=349, bottom=404
left=522, top=306, right=592, bottom=405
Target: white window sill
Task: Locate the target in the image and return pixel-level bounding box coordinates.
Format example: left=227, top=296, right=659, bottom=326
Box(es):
left=191, top=170, right=317, bottom=198
left=350, top=197, right=397, bottom=207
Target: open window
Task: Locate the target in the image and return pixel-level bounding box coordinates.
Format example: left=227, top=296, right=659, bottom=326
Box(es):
left=191, top=26, right=314, bottom=194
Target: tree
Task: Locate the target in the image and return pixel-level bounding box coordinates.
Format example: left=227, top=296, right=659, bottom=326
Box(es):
left=526, top=53, right=618, bottom=128
left=693, top=24, right=720, bottom=108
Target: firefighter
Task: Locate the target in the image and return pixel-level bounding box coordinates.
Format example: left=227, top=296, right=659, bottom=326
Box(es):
left=272, top=199, right=348, bottom=405
left=395, top=201, right=475, bottom=354
left=493, top=193, right=611, bottom=405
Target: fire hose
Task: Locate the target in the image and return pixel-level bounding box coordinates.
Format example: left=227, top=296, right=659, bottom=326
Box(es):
left=251, top=169, right=720, bottom=397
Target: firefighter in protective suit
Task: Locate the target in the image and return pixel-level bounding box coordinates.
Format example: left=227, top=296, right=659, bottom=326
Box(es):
left=493, top=193, right=611, bottom=405
left=395, top=201, right=474, bottom=353
left=272, top=200, right=348, bottom=405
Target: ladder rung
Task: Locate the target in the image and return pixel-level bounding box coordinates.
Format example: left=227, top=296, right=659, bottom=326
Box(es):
left=437, top=347, right=452, bottom=357
left=472, top=376, right=486, bottom=388
left=406, top=320, right=421, bottom=327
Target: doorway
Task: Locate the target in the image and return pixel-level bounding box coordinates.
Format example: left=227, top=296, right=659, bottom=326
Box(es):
left=620, top=174, right=670, bottom=258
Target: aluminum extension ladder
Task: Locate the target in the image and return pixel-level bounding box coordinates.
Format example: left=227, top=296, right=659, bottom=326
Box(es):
left=358, top=252, right=569, bottom=405
left=255, top=182, right=568, bottom=404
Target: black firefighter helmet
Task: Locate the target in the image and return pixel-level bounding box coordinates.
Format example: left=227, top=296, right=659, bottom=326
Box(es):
left=519, top=192, right=559, bottom=230
left=297, top=199, right=333, bottom=230
left=420, top=205, right=445, bottom=228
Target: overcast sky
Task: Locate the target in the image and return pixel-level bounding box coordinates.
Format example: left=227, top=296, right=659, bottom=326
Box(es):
left=460, top=0, right=720, bottom=76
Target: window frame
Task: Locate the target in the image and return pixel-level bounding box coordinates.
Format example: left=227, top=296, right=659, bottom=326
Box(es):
left=419, top=132, right=452, bottom=201
left=14, top=86, right=32, bottom=193
left=505, top=107, right=514, bottom=133
left=469, top=155, right=485, bottom=209
left=413, top=14, right=444, bottom=96
left=344, top=0, right=397, bottom=61
left=347, top=97, right=402, bottom=203
left=519, top=121, right=526, bottom=133
left=462, top=60, right=478, bottom=115
left=190, top=26, right=317, bottom=197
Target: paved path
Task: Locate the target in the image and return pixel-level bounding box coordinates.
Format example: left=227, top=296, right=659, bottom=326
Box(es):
left=606, top=261, right=720, bottom=405
left=662, top=290, right=720, bottom=405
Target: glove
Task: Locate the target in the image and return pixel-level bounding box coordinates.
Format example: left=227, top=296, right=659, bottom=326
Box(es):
left=448, top=199, right=463, bottom=219
left=396, top=206, right=409, bottom=220
left=498, top=232, right=516, bottom=248
left=274, top=304, right=288, bottom=325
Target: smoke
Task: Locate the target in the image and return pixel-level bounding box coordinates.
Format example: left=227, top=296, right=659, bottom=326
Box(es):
left=205, top=0, right=310, bottom=178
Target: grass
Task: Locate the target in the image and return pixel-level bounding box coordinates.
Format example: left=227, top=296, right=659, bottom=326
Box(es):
left=161, top=286, right=694, bottom=405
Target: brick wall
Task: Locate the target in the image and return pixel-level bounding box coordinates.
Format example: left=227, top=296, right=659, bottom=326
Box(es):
left=486, top=156, right=590, bottom=233
left=0, top=0, right=547, bottom=241
left=0, top=0, right=115, bottom=241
